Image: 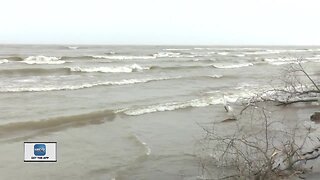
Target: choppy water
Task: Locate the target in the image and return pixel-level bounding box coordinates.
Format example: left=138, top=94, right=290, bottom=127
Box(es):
left=0, top=45, right=320, bottom=179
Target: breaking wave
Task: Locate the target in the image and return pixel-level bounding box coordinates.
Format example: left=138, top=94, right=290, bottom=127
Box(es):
left=92, top=55, right=156, bottom=60
left=217, top=52, right=229, bottom=56
left=264, top=58, right=306, bottom=65
left=69, top=64, right=149, bottom=73
left=153, top=52, right=195, bottom=58
left=163, top=48, right=191, bottom=51
left=149, top=64, right=212, bottom=70
left=120, top=94, right=242, bottom=116
left=0, top=59, right=9, bottom=64
left=22, top=56, right=66, bottom=65
left=0, top=77, right=181, bottom=92
left=68, top=46, right=79, bottom=50
left=213, top=63, right=253, bottom=69
left=0, top=74, right=224, bottom=93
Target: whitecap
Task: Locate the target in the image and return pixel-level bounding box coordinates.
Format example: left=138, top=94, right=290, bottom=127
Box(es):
left=153, top=52, right=181, bottom=58
left=163, top=48, right=191, bottom=51
left=264, top=57, right=306, bottom=65
left=69, top=64, right=149, bottom=73
left=22, top=56, right=65, bottom=65
left=92, top=55, right=156, bottom=60
left=68, top=46, right=78, bottom=50
left=194, top=47, right=206, bottom=50
left=217, top=52, right=229, bottom=56
left=122, top=94, right=243, bottom=116
left=0, top=77, right=180, bottom=92
left=244, top=51, right=280, bottom=55
left=213, top=63, right=253, bottom=69
left=207, top=75, right=223, bottom=78
left=0, top=59, right=9, bottom=64
left=234, top=54, right=246, bottom=57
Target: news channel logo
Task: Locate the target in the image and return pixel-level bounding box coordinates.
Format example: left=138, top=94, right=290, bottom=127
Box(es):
left=24, top=142, right=57, bottom=162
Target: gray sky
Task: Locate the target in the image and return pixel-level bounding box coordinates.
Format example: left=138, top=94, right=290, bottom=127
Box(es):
left=0, top=0, right=320, bottom=45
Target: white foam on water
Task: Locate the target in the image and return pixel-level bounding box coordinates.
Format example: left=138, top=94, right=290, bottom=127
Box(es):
left=22, top=56, right=65, bottom=65
left=234, top=54, right=246, bottom=57
left=207, top=75, right=223, bottom=78
left=0, top=76, right=180, bottom=92
left=122, top=94, right=245, bottom=116
left=305, top=56, right=320, bottom=62
left=163, top=48, right=191, bottom=51
left=0, top=59, right=9, bottom=64
left=68, top=46, right=78, bottom=50
left=153, top=52, right=182, bottom=58
left=92, top=55, right=156, bottom=60
left=264, top=57, right=306, bottom=65
left=194, top=47, right=206, bottom=50
left=69, top=64, right=149, bottom=73
left=213, top=63, right=253, bottom=69
left=217, top=52, right=229, bottom=56
left=133, top=134, right=151, bottom=156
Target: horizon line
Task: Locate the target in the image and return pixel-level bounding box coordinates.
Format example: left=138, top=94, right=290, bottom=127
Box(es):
left=1, top=43, right=320, bottom=47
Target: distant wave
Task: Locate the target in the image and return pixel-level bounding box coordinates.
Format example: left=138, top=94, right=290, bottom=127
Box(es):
left=234, top=54, right=246, bottom=57
left=163, top=48, right=191, bottom=51
left=60, top=56, right=94, bottom=60
left=22, top=56, right=66, bottom=65
left=92, top=55, right=156, bottom=60
left=244, top=51, right=280, bottom=55
left=213, top=63, right=253, bottom=69
left=149, top=64, right=211, bottom=70
left=70, top=64, right=224, bottom=73
left=153, top=52, right=195, bottom=58
left=153, top=52, right=181, bottom=58
left=305, top=56, right=320, bottom=62
left=194, top=47, right=265, bottom=51
left=0, top=77, right=181, bottom=92
left=217, top=52, right=229, bottom=56
left=0, top=59, right=9, bottom=64
left=0, top=75, right=224, bottom=93
left=0, top=64, right=225, bottom=76
left=264, top=57, right=307, bottom=65
left=69, top=64, right=149, bottom=73
left=60, top=55, right=154, bottom=61
left=0, top=67, right=71, bottom=76
left=244, top=49, right=319, bottom=55
left=68, top=46, right=79, bottom=50
left=104, top=51, right=116, bottom=55
left=2, top=56, right=23, bottom=61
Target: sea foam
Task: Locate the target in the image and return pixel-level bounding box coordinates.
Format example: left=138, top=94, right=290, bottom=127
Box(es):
left=264, top=57, right=306, bottom=65
left=69, top=64, right=149, bottom=73
left=0, top=59, right=9, bottom=64
left=92, top=55, right=156, bottom=60
left=0, top=77, right=180, bottom=92
left=121, top=94, right=241, bottom=116
left=22, top=56, right=65, bottom=65
left=213, top=63, right=253, bottom=69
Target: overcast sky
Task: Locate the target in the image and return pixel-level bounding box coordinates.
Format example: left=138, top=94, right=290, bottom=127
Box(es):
left=0, top=0, right=319, bottom=45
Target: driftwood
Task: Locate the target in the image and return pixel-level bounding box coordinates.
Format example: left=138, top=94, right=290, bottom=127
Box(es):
left=199, top=61, right=320, bottom=179
left=239, top=62, right=319, bottom=113
left=221, top=117, right=237, bottom=123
